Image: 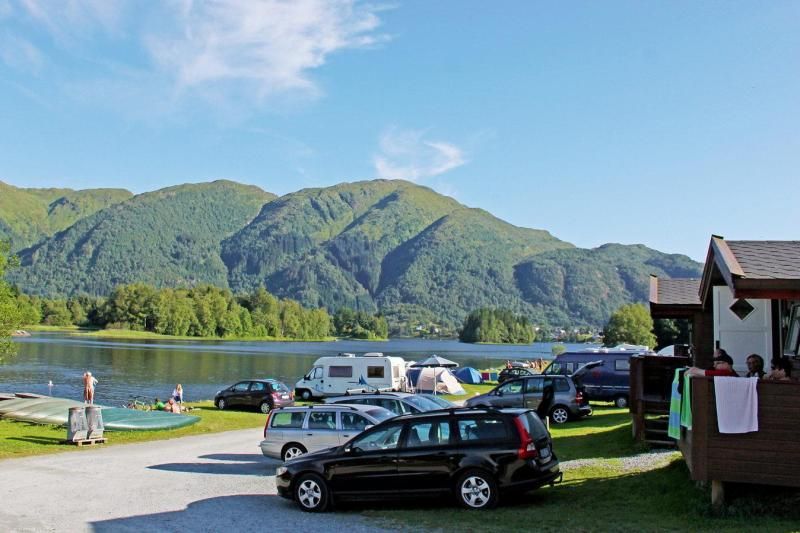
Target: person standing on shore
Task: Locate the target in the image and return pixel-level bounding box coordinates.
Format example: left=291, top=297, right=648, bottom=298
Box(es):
left=173, top=384, right=184, bottom=408
left=83, top=371, right=98, bottom=404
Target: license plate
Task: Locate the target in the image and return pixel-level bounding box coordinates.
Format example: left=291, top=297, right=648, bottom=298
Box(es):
left=281, top=394, right=289, bottom=399
left=539, top=446, right=551, bottom=459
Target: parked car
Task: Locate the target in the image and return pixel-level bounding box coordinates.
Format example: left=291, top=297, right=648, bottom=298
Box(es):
left=542, top=350, right=647, bottom=408
left=214, top=379, right=294, bottom=413
left=324, top=391, right=444, bottom=416
left=261, top=404, right=394, bottom=461
left=498, top=367, right=536, bottom=383
left=464, top=370, right=595, bottom=424
left=276, top=407, right=561, bottom=512
left=415, top=393, right=455, bottom=409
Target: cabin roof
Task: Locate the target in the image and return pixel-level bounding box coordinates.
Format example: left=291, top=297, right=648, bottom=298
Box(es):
left=650, top=277, right=701, bottom=306
left=726, top=240, right=800, bottom=280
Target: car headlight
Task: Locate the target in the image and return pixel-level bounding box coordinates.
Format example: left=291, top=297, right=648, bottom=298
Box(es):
left=276, top=466, right=288, bottom=477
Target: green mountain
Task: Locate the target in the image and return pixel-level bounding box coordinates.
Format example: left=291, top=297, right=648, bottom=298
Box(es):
left=11, top=181, right=275, bottom=296
left=514, top=243, right=702, bottom=326
left=0, top=181, right=132, bottom=250
left=8, top=178, right=703, bottom=328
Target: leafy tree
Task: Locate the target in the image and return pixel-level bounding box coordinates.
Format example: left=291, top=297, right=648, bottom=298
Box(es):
left=41, top=300, right=72, bottom=326
left=603, top=303, right=656, bottom=348
left=653, top=318, right=690, bottom=350
left=0, top=241, right=21, bottom=358
left=459, top=308, right=536, bottom=344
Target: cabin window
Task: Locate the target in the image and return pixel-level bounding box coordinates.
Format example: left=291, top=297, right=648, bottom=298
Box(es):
left=367, top=366, right=385, bottom=378
left=614, top=359, right=631, bottom=371
left=329, top=366, right=353, bottom=378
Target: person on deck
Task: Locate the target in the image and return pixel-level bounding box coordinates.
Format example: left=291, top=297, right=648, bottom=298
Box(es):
left=745, top=354, right=766, bottom=378
left=686, top=349, right=738, bottom=378
left=765, top=357, right=793, bottom=381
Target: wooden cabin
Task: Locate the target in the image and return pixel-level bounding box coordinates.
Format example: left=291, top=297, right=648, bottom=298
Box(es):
left=637, top=236, right=800, bottom=505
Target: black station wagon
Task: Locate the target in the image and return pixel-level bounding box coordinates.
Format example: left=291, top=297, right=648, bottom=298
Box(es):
left=276, top=407, right=561, bottom=511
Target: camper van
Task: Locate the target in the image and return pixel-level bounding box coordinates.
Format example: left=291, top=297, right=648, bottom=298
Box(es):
left=294, top=353, right=407, bottom=400
left=542, top=347, right=650, bottom=408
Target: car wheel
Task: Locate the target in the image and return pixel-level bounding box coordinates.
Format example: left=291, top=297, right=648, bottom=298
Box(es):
left=550, top=405, right=570, bottom=425
left=456, top=469, right=498, bottom=510
left=614, top=395, right=629, bottom=409
left=216, top=398, right=226, bottom=410
left=260, top=401, right=272, bottom=414
left=282, top=443, right=307, bottom=461
left=295, top=473, right=330, bottom=512
left=300, top=389, right=312, bottom=401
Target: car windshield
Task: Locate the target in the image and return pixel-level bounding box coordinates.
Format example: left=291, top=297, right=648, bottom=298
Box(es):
left=418, top=394, right=453, bottom=408
left=404, top=395, right=444, bottom=411
left=365, top=408, right=394, bottom=422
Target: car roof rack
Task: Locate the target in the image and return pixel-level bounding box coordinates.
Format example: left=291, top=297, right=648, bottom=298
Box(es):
left=344, top=387, right=395, bottom=395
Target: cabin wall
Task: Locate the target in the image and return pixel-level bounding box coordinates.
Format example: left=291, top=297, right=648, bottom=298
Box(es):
left=684, top=377, right=800, bottom=487
left=713, top=286, right=772, bottom=369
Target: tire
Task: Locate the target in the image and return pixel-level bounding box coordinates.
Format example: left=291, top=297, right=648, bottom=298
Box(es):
left=299, top=389, right=312, bottom=401
left=614, top=395, right=629, bottom=409
left=216, top=398, right=226, bottom=410
left=455, top=469, right=499, bottom=510
left=294, top=473, right=330, bottom=512
left=282, top=443, right=307, bottom=462
left=260, top=401, right=272, bottom=414
left=549, top=405, right=570, bottom=425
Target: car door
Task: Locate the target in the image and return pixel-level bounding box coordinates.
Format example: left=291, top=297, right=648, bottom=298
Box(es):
left=227, top=381, right=251, bottom=407
left=304, top=410, right=341, bottom=452
left=492, top=379, right=524, bottom=407
left=395, top=417, right=454, bottom=494
left=328, top=422, right=403, bottom=495
left=248, top=381, right=267, bottom=407
left=523, top=376, right=544, bottom=409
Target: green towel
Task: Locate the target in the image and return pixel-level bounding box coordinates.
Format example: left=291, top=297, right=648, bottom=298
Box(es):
left=680, top=370, right=692, bottom=429
left=668, top=369, right=682, bottom=439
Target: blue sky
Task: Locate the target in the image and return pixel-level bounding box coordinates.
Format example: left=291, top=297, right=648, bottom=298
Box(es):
left=1, top=1, right=798, bottom=261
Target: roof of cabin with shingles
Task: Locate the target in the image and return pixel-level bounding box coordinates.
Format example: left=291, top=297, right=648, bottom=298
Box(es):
left=726, top=241, right=800, bottom=280
left=654, top=278, right=701, bottom=305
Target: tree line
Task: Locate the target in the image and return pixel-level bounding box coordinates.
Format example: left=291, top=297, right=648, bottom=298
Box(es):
left=10, top=282, right=389, bottom=341
left=458, top=308, right=536, bottom=344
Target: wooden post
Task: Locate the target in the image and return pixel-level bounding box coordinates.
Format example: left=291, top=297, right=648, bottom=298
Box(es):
left=711, top=480, right=725, bottom=509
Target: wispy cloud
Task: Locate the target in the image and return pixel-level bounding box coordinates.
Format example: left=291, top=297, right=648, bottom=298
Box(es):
left=373, top=127, right=467, bottom=182
left=5, top=0, right=388, bottom=106
left=0, top=33, right=43, bottom=73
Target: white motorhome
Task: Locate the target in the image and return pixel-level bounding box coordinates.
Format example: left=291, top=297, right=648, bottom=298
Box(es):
left=294, top=353, right=407, bottom=400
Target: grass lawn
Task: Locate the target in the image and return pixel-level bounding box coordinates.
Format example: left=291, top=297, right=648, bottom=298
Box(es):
left=360, top=405, right=800, bottom=532
left=0, top=401, right=265, bottom=460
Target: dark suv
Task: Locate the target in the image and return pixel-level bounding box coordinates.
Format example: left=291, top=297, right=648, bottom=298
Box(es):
left=214, top=379, right=294, bottom=413
left=276, top=407, right=561, bottom=512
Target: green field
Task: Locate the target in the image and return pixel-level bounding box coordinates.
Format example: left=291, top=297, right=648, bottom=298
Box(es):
left=0, top=402, right=264, bottom=460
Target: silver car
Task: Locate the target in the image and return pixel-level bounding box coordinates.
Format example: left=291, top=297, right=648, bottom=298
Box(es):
left=260, top=404, right=394, bottom=461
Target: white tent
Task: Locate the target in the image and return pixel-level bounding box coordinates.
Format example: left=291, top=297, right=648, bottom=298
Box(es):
left=414, top=367, right=465, bottom=395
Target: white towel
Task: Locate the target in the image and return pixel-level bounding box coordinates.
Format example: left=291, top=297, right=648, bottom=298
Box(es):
left=714, top=377, right=758, bottom=434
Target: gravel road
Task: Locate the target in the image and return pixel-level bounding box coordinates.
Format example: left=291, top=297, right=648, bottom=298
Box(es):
left=0, top=429, right=392, bottom=532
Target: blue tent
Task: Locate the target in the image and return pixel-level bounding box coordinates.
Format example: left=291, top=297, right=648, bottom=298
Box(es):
left=454, top=367, right=483, bottom=384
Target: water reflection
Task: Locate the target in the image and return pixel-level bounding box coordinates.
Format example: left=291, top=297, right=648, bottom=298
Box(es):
left=1, top=335, right=595, bottom=405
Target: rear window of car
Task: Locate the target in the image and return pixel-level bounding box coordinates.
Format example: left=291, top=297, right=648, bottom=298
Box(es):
left=457, top=417, right=511, bottom=443
left=271, top=411, right=306, bottom=429
left=269, top=381, right=290, bottom=392
left=518, top=412, right=549, bottom=441
left=554, top=378, right=570, bottom=392
left=365, top=408, right=394, bottom=423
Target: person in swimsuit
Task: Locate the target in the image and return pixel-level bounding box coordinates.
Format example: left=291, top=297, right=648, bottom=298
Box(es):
left=83, top=371, right=98, bottom=404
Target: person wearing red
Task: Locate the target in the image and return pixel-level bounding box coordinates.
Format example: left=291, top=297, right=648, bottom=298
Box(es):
left=687, top=349, right=738, bottom=377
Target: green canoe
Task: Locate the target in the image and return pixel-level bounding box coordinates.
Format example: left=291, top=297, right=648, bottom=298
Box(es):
left=0, top=396, right=200, bottom=431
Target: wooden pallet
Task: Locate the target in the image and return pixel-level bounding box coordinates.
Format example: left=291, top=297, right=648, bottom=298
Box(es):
left=64, top=437, right=107, bottom=447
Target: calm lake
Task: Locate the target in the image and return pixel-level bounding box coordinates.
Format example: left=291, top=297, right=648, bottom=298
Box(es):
left=1, top=334, right=596, bottom=406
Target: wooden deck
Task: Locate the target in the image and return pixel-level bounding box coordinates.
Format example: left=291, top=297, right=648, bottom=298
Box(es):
left=680, top=377, right=800, bottom=496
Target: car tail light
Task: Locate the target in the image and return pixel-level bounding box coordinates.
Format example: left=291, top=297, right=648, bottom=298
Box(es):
left=575, top=390, right=584, bottom=403
left=272, top=392, right=281, bottom=401
left=513, top=416, right=539, bottom=460
left=263, top=410, right=273, bottom=439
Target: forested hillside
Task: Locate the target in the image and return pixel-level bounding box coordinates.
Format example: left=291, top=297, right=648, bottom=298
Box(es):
left=4, top=179, right=703, bottom=329
left=0, top=181, right=131, bottom=250
left=10, top=181, right=274, bottom=296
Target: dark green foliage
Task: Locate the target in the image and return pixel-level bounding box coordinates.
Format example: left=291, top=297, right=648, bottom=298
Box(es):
left=459, top=308, right=536, bottom=344
left=333, top=307, right=389, bottom=339
left=11, top=181, right=274, bottom=297
left=0, top=241, right=21, bottom=358
left=0, top=181, right=132, bottom=251
left=654, top=318, right=691, bottom=350
left=603, top=303, right=656, bottom=348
